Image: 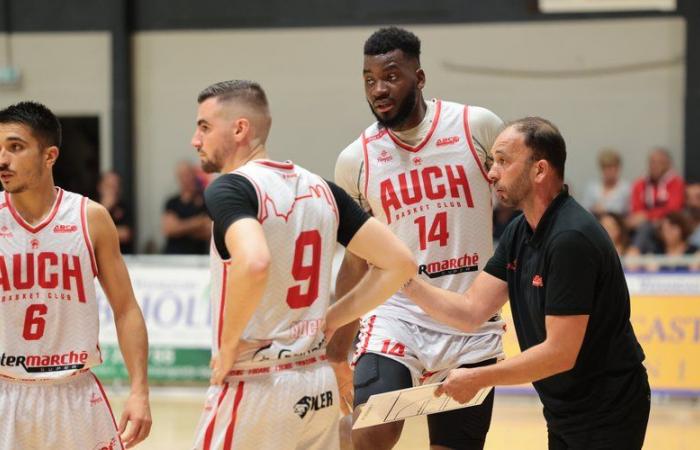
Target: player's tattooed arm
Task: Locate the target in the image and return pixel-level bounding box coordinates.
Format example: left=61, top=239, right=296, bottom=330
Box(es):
left=211, top=218, right=271, bottom=385
left=88, top=200, right=152, bottom=448
left=403, top=272, right=508, bottom=332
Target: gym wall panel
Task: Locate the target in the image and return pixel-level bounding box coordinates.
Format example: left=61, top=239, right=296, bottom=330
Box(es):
left=0, top=32, right=112, bottom=173
left=133, top=18, right=683, bottom=250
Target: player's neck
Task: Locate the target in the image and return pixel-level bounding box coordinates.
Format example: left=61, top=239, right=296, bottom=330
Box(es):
left=222, top=143, right=268, bottom=173
left=9, top=181, right=59, bottom=225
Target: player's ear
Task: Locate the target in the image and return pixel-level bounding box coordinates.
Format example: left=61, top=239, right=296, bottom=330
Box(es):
left=232, top=118, right=251, bottom=144
left=416, top=68, right=426, bottom=90
left=44, top=146, right=59, bottom=169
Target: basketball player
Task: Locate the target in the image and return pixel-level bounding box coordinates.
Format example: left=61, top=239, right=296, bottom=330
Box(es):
left=330, top=27, right=506, bottom=450
left=189, top=80, right=415, bottom=450
left=0, top=102, right=151, bottom=449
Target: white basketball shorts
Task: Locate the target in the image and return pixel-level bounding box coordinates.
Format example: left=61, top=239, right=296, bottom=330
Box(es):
left=0, top=371, right=123, bottom=450
left=353, top=314, right=504, bottom=385
left=192, top=359, right=339, bottom=450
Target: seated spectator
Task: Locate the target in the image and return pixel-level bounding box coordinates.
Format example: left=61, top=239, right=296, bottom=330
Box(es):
left=581, top=148, right=630, bottom=215
left=686, top=182, right=700, bottom=248
left=651, top=212, right=700, bottom=272
left=628, top=148, right=685, bottom=254
left=161, top=161, right=211, bottom=254
left=97, top=171, right=134, bottom=254
left=597, top=212, right=630, bottom=257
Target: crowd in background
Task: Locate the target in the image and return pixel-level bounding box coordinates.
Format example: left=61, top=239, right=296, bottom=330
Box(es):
left=99, top=149, right=700, bottom=271
left=495, top=146, right=700, bottom=271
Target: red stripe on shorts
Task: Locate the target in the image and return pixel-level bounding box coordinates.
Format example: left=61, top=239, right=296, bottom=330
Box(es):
left=91, top=373, right=125, bottom=450
left=223, top=381, right=245, bottom=450
left=203, top=383, right=230, bottom=450
left=352, top=315, right=377, bottom=365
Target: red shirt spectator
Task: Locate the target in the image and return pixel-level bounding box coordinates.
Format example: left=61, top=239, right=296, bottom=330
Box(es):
left=630, top=148, right=685, bottom=222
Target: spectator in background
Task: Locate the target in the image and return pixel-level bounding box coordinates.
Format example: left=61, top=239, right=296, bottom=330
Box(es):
left=686, top=182, right=700, bottom=248
left=97, top=171, right=134, bottom=254
left=628, top=148, right=685, bottom=254
left=597, top=212, right=630, bottom=257
left=581, top=148, right=630, bottom=215
left=161, top=161, right=211, bottom=254
left=652, top=212, right=700, bottom=272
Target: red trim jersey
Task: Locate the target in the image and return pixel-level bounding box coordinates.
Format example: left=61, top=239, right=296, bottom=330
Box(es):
left=336, top=100, right=505, bottom=335
left=209, top=161, right=340, bottom=370
left=0, top=189, right=101, bottom=381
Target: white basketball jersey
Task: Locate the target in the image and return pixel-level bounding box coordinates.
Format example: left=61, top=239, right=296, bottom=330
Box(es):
left=210, top=160, right=339, bottom=371
left=0, top=189, right=101, bottom=381
left=361, top=100, right=504, bottom=335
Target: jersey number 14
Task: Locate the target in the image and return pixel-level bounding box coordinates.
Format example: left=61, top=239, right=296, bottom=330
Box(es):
left=414, top=212, right=450, bottom=250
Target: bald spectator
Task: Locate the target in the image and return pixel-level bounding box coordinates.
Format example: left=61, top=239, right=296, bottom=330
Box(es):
left=628, top=148, right=685, bottom=254
left=161, top=161, right=211, bottom=254
left=97, top=171, right=134, bottom=254
left=581, top=148, right=630, bottom=215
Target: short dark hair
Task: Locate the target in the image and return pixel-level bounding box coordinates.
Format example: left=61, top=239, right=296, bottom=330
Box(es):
left=663, top=211, right=694, bottom=241
left=197, top=80, right=269, bottom=111
left=510, top=117, right=566, bottom=179
left=0, top=101, right=62, bottom=148
left=364, top=27, right=421, bottom=63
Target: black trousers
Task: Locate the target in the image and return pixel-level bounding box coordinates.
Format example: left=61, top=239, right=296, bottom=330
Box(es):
left=547, top=372, right=651, bottom=450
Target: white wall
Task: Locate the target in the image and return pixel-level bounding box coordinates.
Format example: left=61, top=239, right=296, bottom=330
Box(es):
left=0, top=32, right=111, bottom=171
left=130, top=17, right=682, bottom=250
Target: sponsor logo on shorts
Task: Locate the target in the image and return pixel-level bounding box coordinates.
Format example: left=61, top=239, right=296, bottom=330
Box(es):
left=53, top=224, right=78, bottom=233
left=0, top=350, right=88, bottom=373
left=293, top=391, right=333, bottom=419
left=92, top=438, right=117, bottom=450
left=418, top=252, right=479, bottom=279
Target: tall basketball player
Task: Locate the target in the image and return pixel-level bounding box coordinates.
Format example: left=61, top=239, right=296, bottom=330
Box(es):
left=190, top=80, right=415, bottom=450
left=0, top=102, right=151, bottom=449
left=330, top=27, right=506, bottom=450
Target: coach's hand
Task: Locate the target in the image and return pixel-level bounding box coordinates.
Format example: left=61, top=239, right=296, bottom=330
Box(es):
left=119, top=391, right=152, bottom=448
left=434, top=368, right=482, bottom=404
left=210, top=338, right=272, bottom=385
left=330, top=360, right=354, bottom=415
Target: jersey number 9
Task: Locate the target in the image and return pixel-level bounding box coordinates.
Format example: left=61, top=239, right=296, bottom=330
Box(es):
left=286, top=230, right=322, bottom=309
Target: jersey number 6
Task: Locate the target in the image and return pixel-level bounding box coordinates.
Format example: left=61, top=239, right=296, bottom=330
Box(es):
left=286, top=230, right=322, bottom=309
left=23, top=304, right=48, bottom=340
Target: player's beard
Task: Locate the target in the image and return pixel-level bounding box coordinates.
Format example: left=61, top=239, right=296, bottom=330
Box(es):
left=368, top=86, right=418, bottom=130
left=200, top=159, right=219, bottom=174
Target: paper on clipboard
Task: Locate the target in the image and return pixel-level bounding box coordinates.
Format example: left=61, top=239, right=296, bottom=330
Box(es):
left=353, top=384, right=493, bottom=429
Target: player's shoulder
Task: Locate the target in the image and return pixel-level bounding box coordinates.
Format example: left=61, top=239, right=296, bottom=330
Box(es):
left=466, top=105, right=504, bottom=131
left=336, top=138, right=364, bottom=177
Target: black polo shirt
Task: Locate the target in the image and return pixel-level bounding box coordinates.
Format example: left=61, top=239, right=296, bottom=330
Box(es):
left=484, top=188, right=646, bottom=431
